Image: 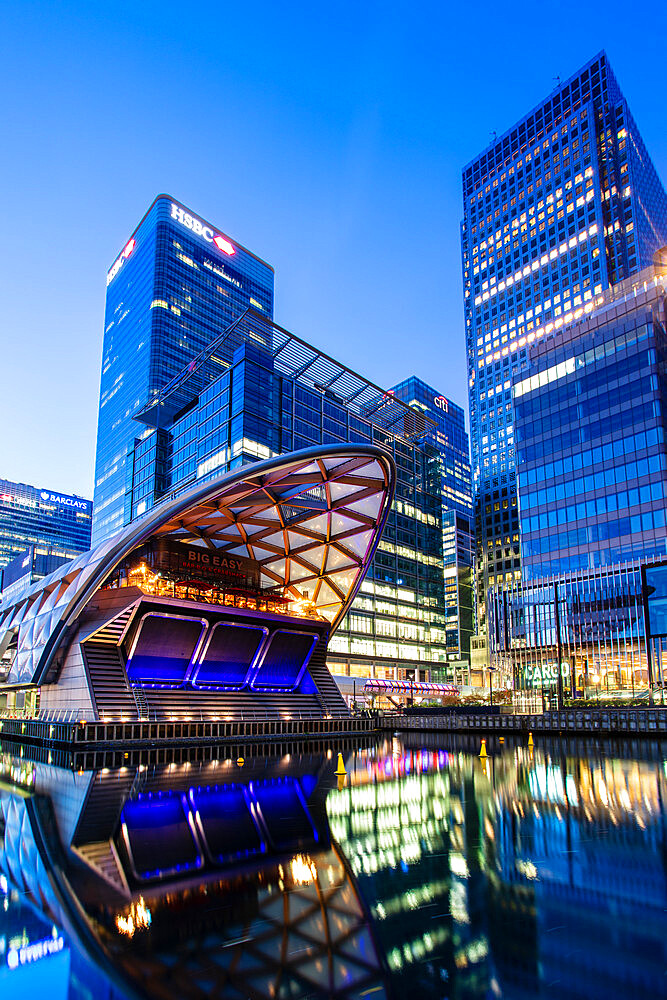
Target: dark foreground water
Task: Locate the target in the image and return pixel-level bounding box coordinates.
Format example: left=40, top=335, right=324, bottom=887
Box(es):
left=1, top=735, right=666, bottom=999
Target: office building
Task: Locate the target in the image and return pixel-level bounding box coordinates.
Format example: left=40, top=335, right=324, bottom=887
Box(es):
left=92, top=198, right=474, bottom=684
left=92, top=195, right=274, bottom=544
left=488, top=258, right=667, bottom=692
left=92, top=198, right=477, bottom=684
left=390, top=377, right=474, bottom=668
left=1, top=545, right=89, bottom=606
left=0, top=478, right=92, bottom=593
left=515, top=260, right=667, bottom=580
left=461, top=52, right=667, bottom=655
left=96, top=289, right=458, bottom=683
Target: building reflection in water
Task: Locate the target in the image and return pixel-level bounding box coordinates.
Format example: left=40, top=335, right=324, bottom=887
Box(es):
left=0, top=738, right=666, bottom=999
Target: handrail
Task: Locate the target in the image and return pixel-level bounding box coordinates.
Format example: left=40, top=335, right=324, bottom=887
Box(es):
left=2, top=707, right=354, bottom=724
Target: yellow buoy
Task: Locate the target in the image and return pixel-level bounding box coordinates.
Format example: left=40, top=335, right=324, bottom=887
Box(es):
left=499, top=736, right=504, bottom=743
left=334, top=752, right=347, bottom=775
left=479, top=739, right=488, bottom=759
left=527, top=732, right=534, bottom=747
left=237, top=756, right=245, bottom=766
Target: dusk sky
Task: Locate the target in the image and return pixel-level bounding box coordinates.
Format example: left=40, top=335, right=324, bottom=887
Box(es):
left=1, top=0, right=665, bottom=499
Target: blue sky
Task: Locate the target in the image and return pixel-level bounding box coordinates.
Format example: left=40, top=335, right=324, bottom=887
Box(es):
left=1, top=0, right=665, bottom=498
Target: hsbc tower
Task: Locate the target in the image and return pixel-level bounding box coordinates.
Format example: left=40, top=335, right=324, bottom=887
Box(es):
left=92, top=196, right=274, bottom=544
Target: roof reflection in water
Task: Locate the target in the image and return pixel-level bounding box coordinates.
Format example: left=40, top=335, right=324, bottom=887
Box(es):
left=0, top=749, right=387, bottom=1000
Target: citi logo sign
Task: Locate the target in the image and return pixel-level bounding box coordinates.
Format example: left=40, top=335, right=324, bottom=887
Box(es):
left=170, top=203, right=235, bottom=256
left=434, top=396, right=449, bottom=412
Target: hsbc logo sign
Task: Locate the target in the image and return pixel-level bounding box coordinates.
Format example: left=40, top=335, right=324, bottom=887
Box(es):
left=170, top=203, right=235, bottom=256
left=106, top=238, right=136, bottom=286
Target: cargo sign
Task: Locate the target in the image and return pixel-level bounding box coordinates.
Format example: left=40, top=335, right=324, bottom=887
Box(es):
left=523, top=661, right=570, bottom=688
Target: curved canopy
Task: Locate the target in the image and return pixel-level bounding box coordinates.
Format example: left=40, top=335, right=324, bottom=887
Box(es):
left=0, top=445, right=395, bottom=686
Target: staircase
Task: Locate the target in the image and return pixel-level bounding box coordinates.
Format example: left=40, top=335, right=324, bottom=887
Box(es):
left=307, top=636, right=348, bottom=717
left=132, top=686, right=149, bottom=720
left=73, top=841, right=129, bottom=896
left=82, top=605, right=138, bottom=720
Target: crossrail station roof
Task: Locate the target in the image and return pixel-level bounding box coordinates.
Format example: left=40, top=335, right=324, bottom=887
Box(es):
left=0, top=445, right=395, bottom=723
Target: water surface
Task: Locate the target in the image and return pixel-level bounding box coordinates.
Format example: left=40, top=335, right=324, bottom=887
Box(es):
left=1, top=736, right=665, bottom=999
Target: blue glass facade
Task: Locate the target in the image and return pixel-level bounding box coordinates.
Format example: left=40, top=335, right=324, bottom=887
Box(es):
left=93, top=202, right=472, bottom=682
left=172, top=338, right=451, bottom=681
left=461, top=52, right=667, bottom=640
left=515, top=272, right=667, bottom=580
left=487, top=264, right=667, bottom=693
left=390, top=377, right=474, bottom=663
left=0, top=478, right=92, bottom=582
left=92, top=196, right=274, bottom=544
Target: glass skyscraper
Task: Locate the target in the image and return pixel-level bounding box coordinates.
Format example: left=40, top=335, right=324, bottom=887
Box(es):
left=93, top=199, right=473, bottom=683
left=390, top=377, right=474, bottom=668
left=488, top=259, right=667, bottom=694
left=515, top=264, right=667, bottom=580
left=0, top=479, right=92, bottom=597
left=92, top=196, right=274, bottom=544
left=461, top=52, right=667, bottom=654
left=119, top=309, right=456, bottom=683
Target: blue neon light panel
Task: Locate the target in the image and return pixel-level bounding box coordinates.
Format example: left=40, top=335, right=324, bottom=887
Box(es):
left=189, top=786, right=266, bottom=863
left=121, top=794, right=202, bottom=880
left=126, top=614, right=204, bottom=686
left=252, top=778, right=317, bottom=850
left=191, top=623, right=266, bottom=689
left=251, top=630, right=318, bottom=691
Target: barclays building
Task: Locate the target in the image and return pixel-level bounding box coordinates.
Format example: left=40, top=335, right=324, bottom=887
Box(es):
left=0, top=479, right=92, bottom=600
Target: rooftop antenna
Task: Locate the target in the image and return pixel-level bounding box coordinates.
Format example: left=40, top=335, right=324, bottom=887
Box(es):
left=554, top=75, right=561, bottom=88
